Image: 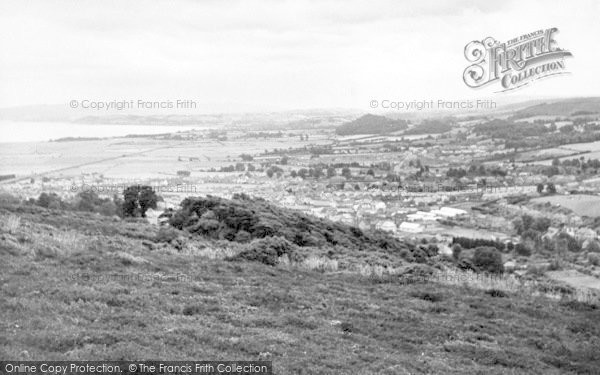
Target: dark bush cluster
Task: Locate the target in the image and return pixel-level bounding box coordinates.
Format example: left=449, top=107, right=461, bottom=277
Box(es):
left=473, top=247, right=504, bottom=274
left=167, top=194, right=434, bottom=264
left=451, top=236, right=505, bottom=251
left=30, top=191, right=122, bottom=217
left=229, top=236, right=297, bottom=266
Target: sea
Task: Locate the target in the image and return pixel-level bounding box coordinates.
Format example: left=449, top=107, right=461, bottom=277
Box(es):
left=0, top=121, right=197, bottom=143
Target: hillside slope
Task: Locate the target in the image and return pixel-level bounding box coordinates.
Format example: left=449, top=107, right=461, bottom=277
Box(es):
left=515, top=97, right=600, bottom=117
left=1, top=203, right=599, bottom=374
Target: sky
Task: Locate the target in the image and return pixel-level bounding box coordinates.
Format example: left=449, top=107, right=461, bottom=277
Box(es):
left=0, top=0, right=599, bottom=113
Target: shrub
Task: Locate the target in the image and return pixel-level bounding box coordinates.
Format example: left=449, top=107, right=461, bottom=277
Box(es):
left=399, top=249, right=415, bottom=262
left=228, top=236, right=296, bottom=266
left=586, top=241, right=600, bottom=253
left=155, top=226, right=180, bottom=243
left=473, top=247, right=504, bottom=274
left=412, top=247, right=428, bottom=263
left=425, top=244, right=439, bottom=257
left=452, top=244, right=462, bottom=260
left=557, top=232, right=582, bottom=252
left=485, top=289, right=508, bottom=298
left=589, top=253, right=600, bottom=266
left=234, top=230, right=252, bottom=243
left=549, top=258, right=562, bottom=270
left=527, top=264, right=546, bottom=276
left=410, top=291, right=443, bottom=302
left=457, top=258, right=476, bottom=272
left=452, top=236, right=504, bottom=251
left=515, top=242, right=532, bottom=257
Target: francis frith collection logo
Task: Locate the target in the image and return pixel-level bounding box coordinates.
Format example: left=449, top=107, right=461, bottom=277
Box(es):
left=463, top=27, right=572, bottom=91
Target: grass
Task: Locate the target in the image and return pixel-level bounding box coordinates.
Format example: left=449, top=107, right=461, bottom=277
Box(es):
left=1, top=214, right=20, bottom=234
left=1, top=203, right=600, bottom=373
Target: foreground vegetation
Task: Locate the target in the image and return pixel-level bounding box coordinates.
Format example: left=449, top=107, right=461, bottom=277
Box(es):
left=1, top=199, right=600, bottom=374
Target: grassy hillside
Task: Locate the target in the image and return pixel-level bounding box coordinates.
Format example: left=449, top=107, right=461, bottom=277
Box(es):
left=515, top=97, right=600, bottom=117
left=1, top=202, right=600, bottom=374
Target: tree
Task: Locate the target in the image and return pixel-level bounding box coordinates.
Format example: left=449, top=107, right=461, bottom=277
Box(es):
left=557, top=232, right=581, bottom=252
left=515, top=242, right=532, bottom=256
left=327, top=167, right=336, bottom=178
left=341, top=167, right=352, bottom=179
left=280, top=156, right=289, bottom=165
left=367, top=169, right=375, bottom=176
left=266, top=168, right=274, bottom=178
left=560, top=124, right=574, bottom=133
left=452, top=244, right=462, bottom=260
left=123, top=185, right=158, bottom=217
left=313, top=167, right=324, bottom=179
left=536, top=183, right=544, bottom=194
left=546, top=183, right=556, bottom=194
left=36, top=192, right=68, bottom=210
left=473, top=247, right=504, bottom=274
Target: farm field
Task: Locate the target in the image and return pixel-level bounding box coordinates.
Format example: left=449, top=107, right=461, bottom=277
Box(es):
left=529, top=194, right=600, bottom=217
left=535, top=141, right=600, bottom=165
left=0, top=132, right=331, bottom=180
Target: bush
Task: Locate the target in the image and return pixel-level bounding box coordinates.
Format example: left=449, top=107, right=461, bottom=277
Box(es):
left=228, top=236, right=296, bottom=266
left=549, top=258, right=562, bottom=271
left=410, top=291, right=443, bottom=302
left=515, top=242, right=532, bottom=257
left=589, top=253, right=600, bottom=266
left=473, top=247, right=504, bottom=274
left=234, top=230, right=252, bottom=243
left=557, top=232, right=581, bottom=252
left=155, top=226, right=181, bottom=243
left=452, top=236, right=504, bottom=251
left=412, top=247, right=428, bottom=263
left=457, top=258, right=476, bottom=272
left=586, top=241, right=600, bottom=253
left=485, top=289, right=508, bottom=298
left=452, top=244, right=462, bottom=260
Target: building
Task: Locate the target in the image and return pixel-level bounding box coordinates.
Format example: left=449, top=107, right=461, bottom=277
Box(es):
left=399, top=222, right=424, bottom=233
left=376, top=220, right=397, bottom=233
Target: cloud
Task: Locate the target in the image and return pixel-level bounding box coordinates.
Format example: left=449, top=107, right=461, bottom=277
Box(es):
left=0, top=0, right=598, bottom=111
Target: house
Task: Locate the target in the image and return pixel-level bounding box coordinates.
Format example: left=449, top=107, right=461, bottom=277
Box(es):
left=407, top=211, right=437, bottom=221
left=399, top=222, right=424, bottom=233
left=434, top=206, right=467, bottom=218
left=376, top=220, right=397, bottom=233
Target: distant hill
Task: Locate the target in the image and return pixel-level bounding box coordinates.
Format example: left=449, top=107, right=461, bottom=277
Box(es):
left=404, top=119, right=453, bottom=135
left=335, top=114, right=408, bottom=135
left=514, top=97, right=600, bottom=118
